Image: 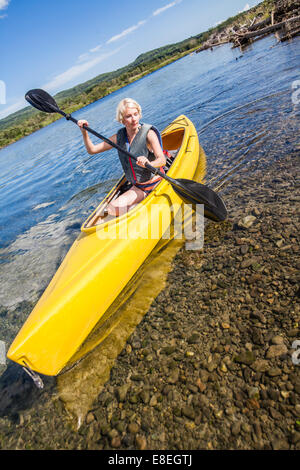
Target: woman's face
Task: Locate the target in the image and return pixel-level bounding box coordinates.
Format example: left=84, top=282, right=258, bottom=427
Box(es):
left=122, top=106, right=140, bottom=129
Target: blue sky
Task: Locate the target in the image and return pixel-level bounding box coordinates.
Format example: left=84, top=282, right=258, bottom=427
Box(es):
left=0, top=0, right=261, bottom=120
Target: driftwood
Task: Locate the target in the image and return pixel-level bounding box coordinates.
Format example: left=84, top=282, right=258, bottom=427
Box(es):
left=271, top=9, right=275, bottom=26
left=195, top=44, right=211, bottom=53
left=195, top=39, right=229, bottom=53
left=231, top=14, right=300, bottom=48
left=234, top=15, right=300, bottom=40
left=247, top=16, right=271, bottom=31
left=195, top=6, right=300, bottom=54
left=280, top=25, right=300, bottom=41
left=211, top=40, right=230, bottom=47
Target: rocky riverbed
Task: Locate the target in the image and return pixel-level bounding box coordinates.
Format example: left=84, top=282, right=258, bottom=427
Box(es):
left=0, top=149, right=299, bottom=450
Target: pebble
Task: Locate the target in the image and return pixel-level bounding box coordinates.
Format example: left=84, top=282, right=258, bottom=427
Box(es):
left=238, top=216, right=257, bottom=229
left=86, top=413, right=95, bottom=425
left=271, top=335, right=285, bottom=345
left=111, top=436, right=121, bottom=448
left=196, top=378, right=207, bottom=392
left=271, top=438, right=289, bottom=450
left=136, top=434, right=147, bottom=450
left=168, top=368, right=180, bottom=384
left=149, top=395, right=157, bottom=407
left=287, top=329, right=298, bottom=337
left=231, top=422, right=241, bottom=436
left=290, top=432, right=300, bottom=444
left=267, top=367, right=282, bottom=377
left=253, top=421, right=262, bottom=439
left=248, top=387, right=260, bottom=399
left=234, top=351, right=256, bottom=365
left=1, top=151, right=299, bottom=451
left=241, top=257, right=260, bottom=269
left=266, top=344, right=288, bottom=358
left=116, top=384, right=130, bottom=402
left=139, top=390, right=150, bottom=404
left=185, top=351, right=195, bottom=357
left=128, top=422, right=140, bottom=434
left=241, top=423, right=251, bottom=433
left=188, top=333, right=200, bottom=344
left=182, top=406, right=196, bottom=420
left=219, top=363, right=228, bottom=373
left=240, top=245, right=249, bottom=255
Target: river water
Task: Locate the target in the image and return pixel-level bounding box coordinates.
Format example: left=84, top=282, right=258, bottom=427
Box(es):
left=0, top=35, right=299, bottom=390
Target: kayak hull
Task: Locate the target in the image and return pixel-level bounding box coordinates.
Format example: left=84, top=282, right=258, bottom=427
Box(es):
left=7, top=115, right=206, bottom=376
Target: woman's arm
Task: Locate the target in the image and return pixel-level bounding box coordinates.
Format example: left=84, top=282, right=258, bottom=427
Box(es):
left=78, top=120, right=117, bottom=155
left=137, top=129, right=166, bottom=168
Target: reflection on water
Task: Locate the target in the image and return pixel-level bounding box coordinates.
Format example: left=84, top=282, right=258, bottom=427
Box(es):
left=56, top=202, right=202, bottom=427
left=0, top=214, right=79, bottom=309
left=57, top=228, right=191, bottom=428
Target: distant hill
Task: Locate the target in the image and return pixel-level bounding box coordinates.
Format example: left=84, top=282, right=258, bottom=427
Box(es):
left=0, top=0, right=276, bottom=149
left=0, top=36, right=202, bottom=131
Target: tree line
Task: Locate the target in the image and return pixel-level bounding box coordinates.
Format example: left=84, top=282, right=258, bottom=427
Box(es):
left=0, top=0, right=276, bottom=150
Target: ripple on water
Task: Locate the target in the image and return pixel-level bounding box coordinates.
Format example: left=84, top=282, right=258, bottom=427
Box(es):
left=0, top=214, right=79, bottom=310
left=57, top=237, right=185, bottom=428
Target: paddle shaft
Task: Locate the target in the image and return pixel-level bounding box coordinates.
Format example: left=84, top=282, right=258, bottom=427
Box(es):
left=45, top=102, right=214, bottom=201
left=56, top=107, right=171, bottom=181
left=48, top=103, right=211, bottom=202
left=25, top=89, right=228, bottom=221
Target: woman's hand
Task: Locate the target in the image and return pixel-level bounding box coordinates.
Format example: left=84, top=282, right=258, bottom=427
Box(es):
left=137, top=156, right=149, bottom=168
left=78, top=119, right=89, bottom=131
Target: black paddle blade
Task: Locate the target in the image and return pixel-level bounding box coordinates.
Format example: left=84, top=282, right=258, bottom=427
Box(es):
left=172, top=179, right=227, bottom=222
left=25, top=89, right=60, bottom=114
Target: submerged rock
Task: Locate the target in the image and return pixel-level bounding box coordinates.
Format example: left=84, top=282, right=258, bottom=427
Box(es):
left=237, top=215, right=257, bottom=229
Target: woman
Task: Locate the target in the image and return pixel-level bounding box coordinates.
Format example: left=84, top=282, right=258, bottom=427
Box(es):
left=78, top=98, right=166, bottom=216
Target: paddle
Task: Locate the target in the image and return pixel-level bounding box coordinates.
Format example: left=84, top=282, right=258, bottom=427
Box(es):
left=25, top=89, right=227, bottom=222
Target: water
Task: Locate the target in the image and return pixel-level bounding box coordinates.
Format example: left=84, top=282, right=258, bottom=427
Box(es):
left=0, top=36, right=299, bottom=336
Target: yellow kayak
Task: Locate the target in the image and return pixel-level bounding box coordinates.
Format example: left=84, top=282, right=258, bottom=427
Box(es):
left=7, top=115, right=206, bottom=377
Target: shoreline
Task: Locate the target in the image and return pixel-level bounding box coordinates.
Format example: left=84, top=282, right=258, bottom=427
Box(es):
left=196, top=1, right=300, bottom=51
left=1, top=1, right=299, bottom=151
left=0, top=146, right=299, bottom=449
left=0, top=49, right=196, bottom=151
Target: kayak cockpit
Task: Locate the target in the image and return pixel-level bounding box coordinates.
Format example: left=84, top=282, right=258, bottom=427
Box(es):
left=83, top=127, right=185, bottom=229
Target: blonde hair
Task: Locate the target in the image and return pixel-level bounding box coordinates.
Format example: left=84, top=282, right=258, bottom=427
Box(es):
left=116, top=98, right=142, bottom=123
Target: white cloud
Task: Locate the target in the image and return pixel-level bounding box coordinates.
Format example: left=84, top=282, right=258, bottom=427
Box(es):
left=77, top=3, right=182, bottom=63
left=77, top=45, right=102, bottom=63
left=106, top=20, right=147, bottom=44
left=42, top=47, right=123, bottom=92
left=79, top=18, right=148, bottom=61
left=0, top=0, right=10, bottom=9
left=89, top=44, right=102, bottom=53
left=77, top=52, right=91, bottom=63
left=0, top=98, right=27, bottom=120
left=0, top=47, right=125, bottom=121
left=152, top=0, right=182, bottom=17
left=0, top=0, right=10, bottom=18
